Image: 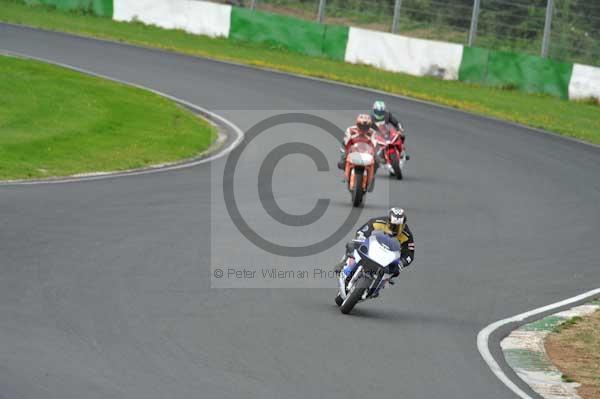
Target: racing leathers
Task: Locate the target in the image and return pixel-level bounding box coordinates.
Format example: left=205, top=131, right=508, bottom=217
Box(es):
left=334, top=216, right=415, bottom=278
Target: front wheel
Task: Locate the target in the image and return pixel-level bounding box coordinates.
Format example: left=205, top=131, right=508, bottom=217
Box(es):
left=351, top=172, right=364, bottom=207
left=335, top=294, right=343, bottom=307
left=390, top=152, right=403, bottom=180
left=340, top=277, right=371, bottom=314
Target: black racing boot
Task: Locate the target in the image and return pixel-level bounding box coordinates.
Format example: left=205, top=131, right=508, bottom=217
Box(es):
left=337, top=148, right=348, bottom=170
left=368, top=176, right=376, bottom=192
left=337, top=153, right=346, bottom=170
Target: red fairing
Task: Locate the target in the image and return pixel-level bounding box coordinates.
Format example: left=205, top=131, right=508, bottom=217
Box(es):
left=374, top=124, right=403, bottom=163
left=345, top=134, right=374, bottom=153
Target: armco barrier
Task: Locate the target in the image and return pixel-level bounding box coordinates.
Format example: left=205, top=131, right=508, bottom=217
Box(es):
left=345, top=27, right=464, bottom=80
left=229, top=8, right=348, bottom=60
left=113, top=0, right=231, bottom=38
left=486, top=51, right=572, bottom=99
left=457, top=46, right=489, bottom=83
left=569, top=64, right=600, bottom=100
left=25, top=0, right=113, bottom=16
left=459, top=47, right=573, bottom=99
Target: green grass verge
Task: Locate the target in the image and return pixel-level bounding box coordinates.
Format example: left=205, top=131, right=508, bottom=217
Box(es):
left=0, top=55, right=216, bottom=179
left=552, top=316, right=583, bottom=334
left=1, top=0, right=599, bottom=145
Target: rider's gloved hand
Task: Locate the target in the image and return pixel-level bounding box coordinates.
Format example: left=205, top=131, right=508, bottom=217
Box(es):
left=345, top=241, right=356, bottom=257
left=354, top=231, right=366, bottom=242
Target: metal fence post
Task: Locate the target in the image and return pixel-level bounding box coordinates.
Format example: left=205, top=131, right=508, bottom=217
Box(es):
left=541, top=0, right=554, bottom=57
left=468, top=0, right=481, bottom=46
left=317, top=0, right=326, bottom=23
left=250, top=0, right=257, bottom=11
left=391, top=0, right=402, bottom=34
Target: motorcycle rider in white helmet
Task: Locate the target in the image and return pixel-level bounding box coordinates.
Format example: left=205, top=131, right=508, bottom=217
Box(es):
left=334, top=207, right=415, bottom=282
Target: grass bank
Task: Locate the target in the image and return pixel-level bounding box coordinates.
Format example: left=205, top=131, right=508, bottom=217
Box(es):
left=546, top=307, right=600, bottom=399
left=0, top=55, right=216, bottom=180
left=1, top=0, right=599, bottom=144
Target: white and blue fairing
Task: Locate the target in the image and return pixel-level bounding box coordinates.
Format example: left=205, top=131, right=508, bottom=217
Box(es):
left=343, top=232, right=401, bottom=276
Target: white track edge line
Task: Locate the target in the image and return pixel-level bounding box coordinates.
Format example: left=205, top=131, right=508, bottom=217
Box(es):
left=0, top=49, right=245, bottom=186
left=477, top=288, right=600, bottom=399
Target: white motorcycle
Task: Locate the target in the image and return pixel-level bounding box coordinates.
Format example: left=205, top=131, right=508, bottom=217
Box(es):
left=335, top=232, right=401, bottom=314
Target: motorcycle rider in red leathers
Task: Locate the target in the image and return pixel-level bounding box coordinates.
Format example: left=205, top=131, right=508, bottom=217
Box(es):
left=337, top=114, right=378, bottom=170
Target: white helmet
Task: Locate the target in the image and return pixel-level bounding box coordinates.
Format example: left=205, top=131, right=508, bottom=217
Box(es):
left=388, top=207, right=406, bottom=234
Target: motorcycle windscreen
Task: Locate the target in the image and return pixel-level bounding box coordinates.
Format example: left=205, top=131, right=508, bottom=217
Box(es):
left=367, top=234, right=401, bottom=267
left=347, top=152, right=374, bottom=166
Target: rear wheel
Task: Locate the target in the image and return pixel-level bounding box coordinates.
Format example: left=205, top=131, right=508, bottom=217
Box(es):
left=352, top=172, right=364, bottom=207
left=390, top=152, right=403, bottom=180
left=340, top=277, right=371, bottom=314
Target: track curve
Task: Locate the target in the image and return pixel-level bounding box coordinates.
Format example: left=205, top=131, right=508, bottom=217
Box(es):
left=1, top=24, right=599, bottom=399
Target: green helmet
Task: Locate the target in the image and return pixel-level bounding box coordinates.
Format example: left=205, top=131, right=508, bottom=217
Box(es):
left=372, top=100, right=386, bottom=122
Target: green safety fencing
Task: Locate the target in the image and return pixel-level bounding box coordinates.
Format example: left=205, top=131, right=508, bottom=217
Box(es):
left=230, top=7, right=348, bottom=61
left=458, top=46, right=489, bottom=83
left=459, top=47, right=573, bottom=99
left=24, top=0, right=112, bottom=17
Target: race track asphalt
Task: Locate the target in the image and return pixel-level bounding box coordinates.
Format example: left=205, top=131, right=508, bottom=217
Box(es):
left=1, top=24, right=599, bottom=399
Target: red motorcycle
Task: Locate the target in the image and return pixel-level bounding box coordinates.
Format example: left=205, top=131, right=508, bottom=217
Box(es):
left=344, top=140, right=376, bottom=207
left=373, top=122, right=407, bottom=180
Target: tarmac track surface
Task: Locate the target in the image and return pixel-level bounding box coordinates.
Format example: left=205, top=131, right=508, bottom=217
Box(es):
left=1, top=24, right=599, bottom=399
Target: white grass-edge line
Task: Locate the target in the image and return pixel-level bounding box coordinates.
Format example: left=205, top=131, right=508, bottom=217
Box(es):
left=0, top=49, right=245, bottom=186
left=477, top=288, right=600, bottom=399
